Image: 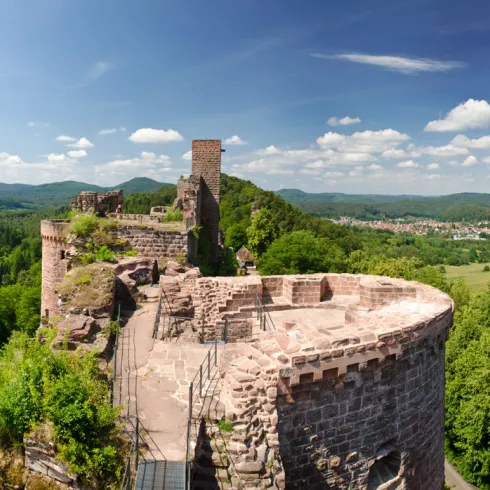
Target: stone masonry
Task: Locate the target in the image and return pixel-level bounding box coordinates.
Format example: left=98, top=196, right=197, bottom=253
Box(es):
left=40, top=220, right=73, bottom=318
left=159, top=273, right=453, bottom=489
left=70, top=190, right=123, bottom=215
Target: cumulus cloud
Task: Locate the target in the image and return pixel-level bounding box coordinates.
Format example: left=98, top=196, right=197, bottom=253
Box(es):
left=381, top=148, right=421, bottom=159
left=224, top=135, right=246, bottom=145
left=67, top=150, right=88, bottom=158
left=483, top=157, right=490, bottom=164
left=327, top=116, right=361, bottom=127
left=258, top=145, right=281, bottom=155
left=312, top=52, right=465, bottom=74
left=451, top=134, right=490, bottom=149
left=0, top=152, right=24, bottom=165
left=367, top=164, right=383, bottom=171
left=57, top=135, right=77, bottom=142
left=419, top=144, right=469, bottom=157
left=68, top=137, right=94, bottom=149
left=425, top=99, right=490, bottom=132
left=461, top=155, right=478, bottom=167
left=427, top=163, right=440, bottom=170
left=128, top=128, right=184, bottom=144
left=397, top=160, right=419, bottom=168
left=317, top=129, right=410, bottom=153
left=182, top=151, right=192, bottom=161
left=104, top=152, right=171, bottom=169
left=99, top=128, right=117, bottom=135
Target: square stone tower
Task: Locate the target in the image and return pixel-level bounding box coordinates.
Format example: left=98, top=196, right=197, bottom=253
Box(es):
left=191, top=140, right=222, bottom=262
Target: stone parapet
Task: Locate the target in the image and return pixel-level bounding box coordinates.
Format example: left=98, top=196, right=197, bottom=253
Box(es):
left=208, top=275, right=453, bottom=489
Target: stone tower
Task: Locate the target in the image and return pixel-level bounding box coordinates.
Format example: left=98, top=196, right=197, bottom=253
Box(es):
left=40, top=220, right=72, bottom=319
left=191, top=140, right=222, bottom=262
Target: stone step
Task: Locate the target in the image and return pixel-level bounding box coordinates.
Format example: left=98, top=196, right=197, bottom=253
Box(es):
left=197, top=450, right=229, bottom=468
left=192, top=478, right=232, bottom=490
left=193, top=463, right=229, bottom=480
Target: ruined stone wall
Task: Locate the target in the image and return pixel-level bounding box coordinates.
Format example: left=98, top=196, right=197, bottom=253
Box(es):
left=212, top=277, right=453, bottom=489
left=41, top=220, right=72, bottom=318
left=71, top=190, right=123, bottom=215
left=191, top=140, right=221, bottom=262
left=113, top=226, right=189, bottom=258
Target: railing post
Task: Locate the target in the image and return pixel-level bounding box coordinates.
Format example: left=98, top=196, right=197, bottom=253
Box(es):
left=215, top=338, right=218, bottom=366
left=207, top=351, right=210, bottom=380
left=135, top=417, right=140, bottom=469
left=199, top=365, right=203, bottom=398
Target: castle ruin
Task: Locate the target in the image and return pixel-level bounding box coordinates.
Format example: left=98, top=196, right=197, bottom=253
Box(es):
left=38, top=138, right=453, bottom=489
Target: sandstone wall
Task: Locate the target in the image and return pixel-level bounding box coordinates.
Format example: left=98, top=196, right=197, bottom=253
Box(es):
left=113, top=226, right=189, bottom=258
left=191, top=140, right=221, bottom=262
left=41, top=220, right=72, bottom=318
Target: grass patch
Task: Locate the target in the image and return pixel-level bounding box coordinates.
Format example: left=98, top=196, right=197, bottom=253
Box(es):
left=445, top=263, right=490, bottom=292
left=217, top=418, right=233, bottom=433
left=58, top=263, right=115, bottom=309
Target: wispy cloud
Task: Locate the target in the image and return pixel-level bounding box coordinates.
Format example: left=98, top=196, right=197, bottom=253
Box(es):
left=311, top=53, right=465, bottom=74
left=88, top=61, right=114, bottom=80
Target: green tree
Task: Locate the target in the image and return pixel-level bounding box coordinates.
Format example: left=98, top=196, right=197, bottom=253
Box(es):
left=257, top=231, right=346, bottom=275
left=247, top=209, right=279, bottom=258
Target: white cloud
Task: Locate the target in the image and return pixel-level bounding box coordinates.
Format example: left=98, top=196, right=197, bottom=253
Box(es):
left=397, top=160, right=419, bottom=168
left=420, top=144, right=469, bottom=157
left=259, top=145, right=281, bottom=155
left=67, top=150, right=88, bottom=158
left=68, top=137, right=94, bottom=149
left=28, top=121, right=49, bottom=128
left=367, top=164, right=383, bottom=171
left=57, top=135, right=77, bottom=142
left=483, top=157, right=490, bottom=164
left=312, top=52, right=465, bottom=74
left=327, top=116, right=361, bottom=127
left=381, top=148, right=421, bottom=159
left=224, top=135, right=246, bottom=145
left=128, top=128, right=184, bottom=144
left=182, top=151, right=192, bottom=161
left=323, top=171, right=345, bottom=178
left=426, top=174, right=444, bottom=180
left=0, top=152, right=24, bottom=165
left=317, top=129, right=410, bottom=153
left=99, top=128, right=117, bottom=135
left=427, top=163, right=440, bottom=170
left=461, top=155, right=478, bottom=167
left=299, top=168, right=322, bottom=175
left=47, top=153, right=70, bottom=163
left=451, top=134, right=490, bottom=149
left=103, top=152, right=171, bottom=169
left=425, top=99, right=490, bottom=132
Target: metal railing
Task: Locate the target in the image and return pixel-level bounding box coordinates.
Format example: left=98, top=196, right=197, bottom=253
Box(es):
left=120, top=417, right=140, bottom=490
left=152, top=293, right=163, bottom=339
left=185, top=339, right=219, bottom=489
left=254, top=293, right=276, bottom=331
left=110, top=304, right=121, bottom=405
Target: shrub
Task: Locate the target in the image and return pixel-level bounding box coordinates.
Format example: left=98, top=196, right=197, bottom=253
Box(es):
left=163, top=209, right=184, bottom=222
left=483, top=265, right=490, bottom=272
left=123, top=250, right=138, bottom=257
left=95, top=246, right=116, bottom=263
left=70, top=214, right=100, bottom=238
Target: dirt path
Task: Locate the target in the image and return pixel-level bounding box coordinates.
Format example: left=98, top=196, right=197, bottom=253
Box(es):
left=445, top=460, right=479, bottom=490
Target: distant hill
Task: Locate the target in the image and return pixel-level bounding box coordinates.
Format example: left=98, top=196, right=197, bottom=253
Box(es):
left=277, top=189, right=490, bottom=222
left=0, top=177, right=172, bottom=210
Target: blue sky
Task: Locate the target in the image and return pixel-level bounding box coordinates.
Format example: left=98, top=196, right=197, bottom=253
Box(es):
left=2, top=0, right=490, bottom=195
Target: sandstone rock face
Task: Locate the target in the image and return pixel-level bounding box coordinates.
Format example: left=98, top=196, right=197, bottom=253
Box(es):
left=115, top=257, right=158, bottom=306
left=24, top=438, right=77, bottom=486
left=53, top=315, right=99, bottom=349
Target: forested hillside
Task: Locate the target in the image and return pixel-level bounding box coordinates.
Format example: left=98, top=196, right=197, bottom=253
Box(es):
left=279, top=188, right=490, bottom=222
left=0, top=177, right=169, bottom=209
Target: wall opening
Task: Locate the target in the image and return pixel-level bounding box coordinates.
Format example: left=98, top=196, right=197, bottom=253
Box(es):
left=60, top=250, right=65, bottom=260
left=367, top=451, right=401, bottom=489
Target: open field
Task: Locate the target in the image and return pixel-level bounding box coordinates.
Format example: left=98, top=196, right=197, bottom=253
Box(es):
left=445, top=263, right=490, bottom=292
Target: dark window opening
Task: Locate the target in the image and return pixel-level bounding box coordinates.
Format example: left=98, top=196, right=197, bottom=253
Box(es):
left=60, top=250, right=65, bottom=260
left=299, top=372, right=314, bottom=384
left=367, top=451, right=401, bottom=490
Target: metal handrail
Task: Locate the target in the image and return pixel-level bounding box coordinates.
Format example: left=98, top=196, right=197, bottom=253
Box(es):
left=254, top=293, right=276, bottom=331
left=185, top=339, right=219, bottom=489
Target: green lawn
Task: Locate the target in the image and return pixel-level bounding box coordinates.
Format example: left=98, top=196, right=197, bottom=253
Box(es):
left=445, top=263, right=490, bottom=292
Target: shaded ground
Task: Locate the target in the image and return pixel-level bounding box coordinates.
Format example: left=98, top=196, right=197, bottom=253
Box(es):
left=445, top=460, right=479, bottom=490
